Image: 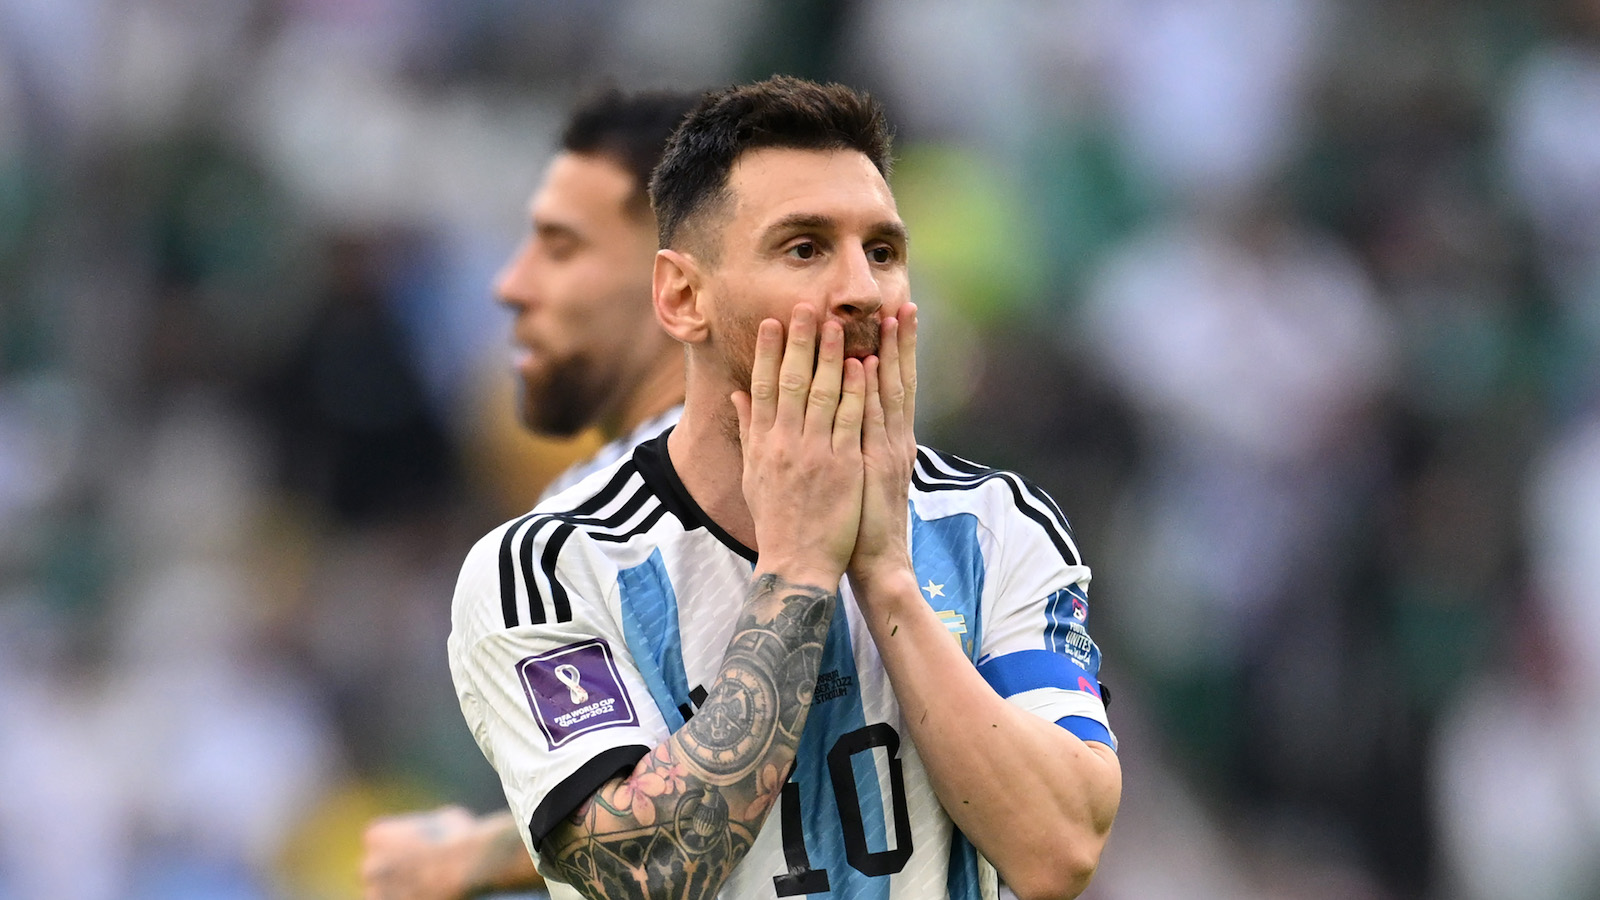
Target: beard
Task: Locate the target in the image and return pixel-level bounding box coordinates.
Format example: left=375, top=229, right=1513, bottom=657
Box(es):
left=709, top=306, right=880, bottom=444
left=516, top=351, right=614, bottom=438
left=713, top=308, right=882, bottom=396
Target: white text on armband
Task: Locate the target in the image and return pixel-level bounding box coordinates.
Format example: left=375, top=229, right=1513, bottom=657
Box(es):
left=1064, top=623, right=1094, bottom=666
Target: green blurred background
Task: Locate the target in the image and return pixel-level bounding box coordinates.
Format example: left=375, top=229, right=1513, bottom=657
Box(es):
left=2, top=1, right=1599, bottom=898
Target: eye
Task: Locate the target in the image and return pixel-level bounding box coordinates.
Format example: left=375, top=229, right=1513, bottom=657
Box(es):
left=868, top=245, right=895, bottom=264
left=788, top=241, right=818, bottom=260
left=538, top=234, right=579, bottom=262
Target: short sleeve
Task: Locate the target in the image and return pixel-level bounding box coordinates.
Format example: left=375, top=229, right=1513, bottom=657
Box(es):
left=973, top=479, right=1116, bottom=751
left=448, top=515, right=671, bottom=856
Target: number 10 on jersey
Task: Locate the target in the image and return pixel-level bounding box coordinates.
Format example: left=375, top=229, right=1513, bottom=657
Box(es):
left=773, top=723, right=914, bottom=896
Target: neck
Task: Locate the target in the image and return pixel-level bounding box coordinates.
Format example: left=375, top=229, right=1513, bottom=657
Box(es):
left=666, top=374, right=756, bottom=551
left=596, top=349, right=686, bottom=442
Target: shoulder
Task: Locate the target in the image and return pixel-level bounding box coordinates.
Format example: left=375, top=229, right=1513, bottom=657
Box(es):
left=455, top=456, right=675, bottom=636
left=538, top=436, right=642, bottom=506
left=537, top=406, right=684, bottom=504
left=911, top=445, right=1082, bottom=567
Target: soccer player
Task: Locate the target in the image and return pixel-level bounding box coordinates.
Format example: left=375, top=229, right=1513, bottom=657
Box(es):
left=361, top=87, right=701, bottom=900
left=448, top=76, right=1121, bottom=900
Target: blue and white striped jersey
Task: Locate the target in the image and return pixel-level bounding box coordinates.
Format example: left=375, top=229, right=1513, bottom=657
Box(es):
left=448, top=430, right=1115, bottom=900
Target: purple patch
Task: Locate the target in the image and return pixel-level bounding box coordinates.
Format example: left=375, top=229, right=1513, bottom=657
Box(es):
left=517, top=639, right=637, bottom=749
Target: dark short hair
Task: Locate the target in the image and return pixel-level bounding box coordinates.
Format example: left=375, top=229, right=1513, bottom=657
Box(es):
left=561, top=87, right=702, bottom=216
left=649, top=75, right=894, bottom=253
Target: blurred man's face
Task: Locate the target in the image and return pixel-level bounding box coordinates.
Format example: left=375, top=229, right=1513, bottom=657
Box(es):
left=497, top=153, right=663, bottom=436
left=694, top=147, right=910, bottom=393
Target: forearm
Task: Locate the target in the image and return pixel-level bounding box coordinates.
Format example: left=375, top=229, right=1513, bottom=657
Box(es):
left=538, top=571, right=837, bottom=900
left=467, top=811, right=543, bottom=895
left=857, top=570, right=1121, bottom=900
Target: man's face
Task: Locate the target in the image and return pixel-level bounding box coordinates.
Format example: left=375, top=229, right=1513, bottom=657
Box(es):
left=695, top=147, right=910, bottom=391
left=497, top=153, right=662, bottom=436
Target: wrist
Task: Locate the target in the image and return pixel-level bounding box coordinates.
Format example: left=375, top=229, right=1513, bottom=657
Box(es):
left=460, top=817, right=499, bottom=895
left=754, top=556, right=844, bottom=593
left=466, top=811, right=536, bottom=894
left=846, top=558, right=918, bottom=602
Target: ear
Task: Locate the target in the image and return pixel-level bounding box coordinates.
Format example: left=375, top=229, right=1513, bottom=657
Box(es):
left=653, top=249, right=709, bottom=344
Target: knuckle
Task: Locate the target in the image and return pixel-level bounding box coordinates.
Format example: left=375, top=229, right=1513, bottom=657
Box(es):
left=779, top=372, right=809, bottom=393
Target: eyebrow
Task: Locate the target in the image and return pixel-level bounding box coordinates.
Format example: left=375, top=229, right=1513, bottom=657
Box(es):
left=533, top=219, right=583, bottom=242
left=762, top=212, right=908, bottom=245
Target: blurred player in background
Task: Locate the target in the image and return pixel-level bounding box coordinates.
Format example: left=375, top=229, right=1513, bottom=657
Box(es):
left=361, top=86, right=700, bottom=900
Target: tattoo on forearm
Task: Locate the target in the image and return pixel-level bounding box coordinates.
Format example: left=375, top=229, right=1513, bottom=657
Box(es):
left=539, top=574, right=835, bottom=899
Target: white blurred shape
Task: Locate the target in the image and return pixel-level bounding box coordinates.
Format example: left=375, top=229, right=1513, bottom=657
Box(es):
left=1099, top=0, right=1329, bottom=204
left=1528, top=412, right=1600, bottom=702
left=1433, top=676, right=1600, bottom=900
left=1082, top=213, right=1392, bottom=668
left=0, top=668, right=127, bottom=900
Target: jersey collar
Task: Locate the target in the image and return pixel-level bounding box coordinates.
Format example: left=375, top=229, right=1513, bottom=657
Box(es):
left=631, top=428, right=758, bottom=563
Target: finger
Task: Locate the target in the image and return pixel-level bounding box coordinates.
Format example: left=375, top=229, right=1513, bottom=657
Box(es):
left=861, top=355, right=886, bottom=451
left=833, top=357, right=867, bottom=455
left=775, top=306, right=818, bottom=431
left=732, top=391, right=752, bottom=449
left=899, top=303, right=919, bottom=435
left=877, top=315, right=906, bottom=441
left=805, top=320, right=845, bottom=439
left=747, top=318, right=785, bottom=433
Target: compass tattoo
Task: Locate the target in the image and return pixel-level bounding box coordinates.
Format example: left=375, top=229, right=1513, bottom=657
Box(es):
left=538, top=573, right=836, bottom=900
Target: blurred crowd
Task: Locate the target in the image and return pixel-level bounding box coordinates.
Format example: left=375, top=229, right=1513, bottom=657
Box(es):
left=1, top=1, right=1598, bottom=898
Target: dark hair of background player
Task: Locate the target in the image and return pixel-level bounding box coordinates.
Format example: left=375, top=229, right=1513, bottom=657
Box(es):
left=561, top=87, right=701, bottom=218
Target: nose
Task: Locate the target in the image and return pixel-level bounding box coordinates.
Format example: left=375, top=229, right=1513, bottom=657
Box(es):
left=495, top=239, right=538, bottom=310
left=830, top=244, right=884, bottom=321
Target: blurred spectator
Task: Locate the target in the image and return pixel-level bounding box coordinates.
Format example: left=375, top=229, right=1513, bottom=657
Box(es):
left=1081, top=201, right=1393, bottom=668
left=1077, top=197, right=1401, bottom=888
left=1094, top=0, right=1332, bottom=208
left=1431, top=404, right=1600, bottom=900
left=1502, top=1, right=1600, bottom=355
left=257, top=231, right=457, bottom=525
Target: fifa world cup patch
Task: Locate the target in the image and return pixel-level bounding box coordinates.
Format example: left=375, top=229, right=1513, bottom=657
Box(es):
left=517, top=638, right=637, bottom=749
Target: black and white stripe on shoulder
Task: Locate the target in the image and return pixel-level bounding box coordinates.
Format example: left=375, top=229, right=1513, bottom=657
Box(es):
left=913, top=447, right=1082, bottom=567
left=496, top=461, right=669, bottom=629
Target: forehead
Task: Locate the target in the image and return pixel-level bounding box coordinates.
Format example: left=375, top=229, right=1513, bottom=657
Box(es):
left=531, top=152, right=636, bottom=219
left=723, top=147, right=900, bottom=231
